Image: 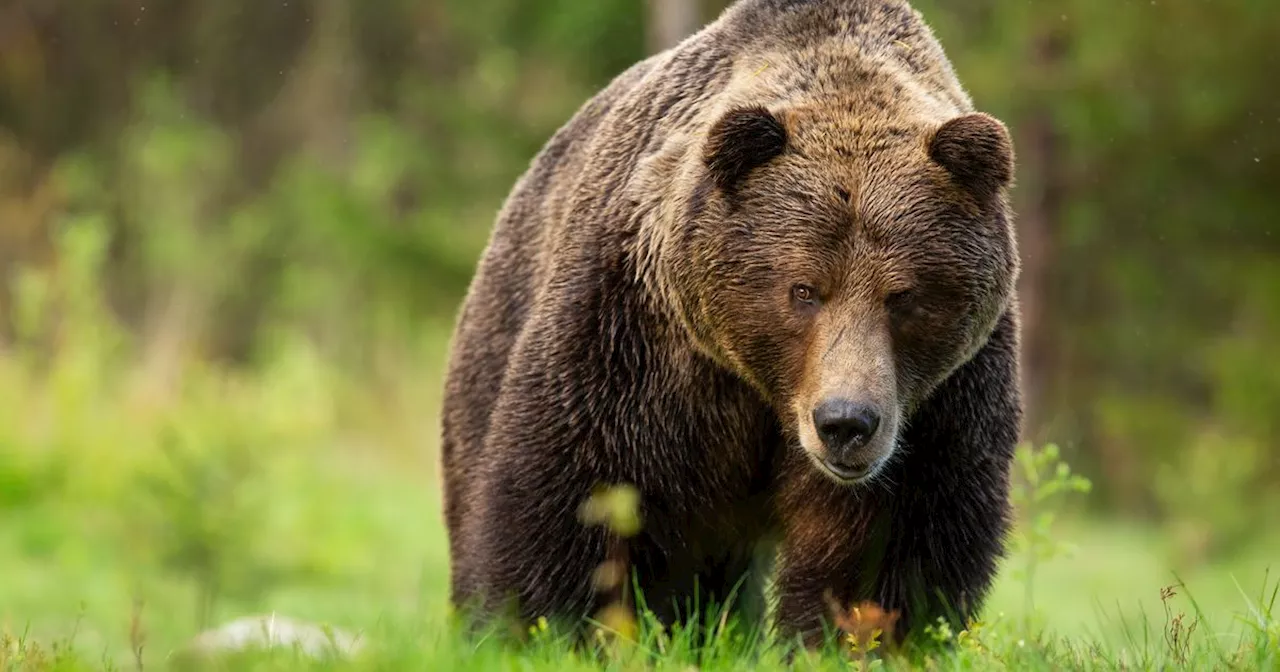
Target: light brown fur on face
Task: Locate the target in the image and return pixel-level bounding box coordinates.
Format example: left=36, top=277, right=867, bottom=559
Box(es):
left=791, top=303, right=901, bottom=485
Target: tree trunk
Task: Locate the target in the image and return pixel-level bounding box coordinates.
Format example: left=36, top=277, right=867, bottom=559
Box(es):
left=1015, top=26, right=1067, bottom=442
left=647, top=0, right=700, bottom=54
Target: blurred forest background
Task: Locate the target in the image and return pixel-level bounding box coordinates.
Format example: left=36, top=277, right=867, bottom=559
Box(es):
left=1, top=0, right=1278, bottom=663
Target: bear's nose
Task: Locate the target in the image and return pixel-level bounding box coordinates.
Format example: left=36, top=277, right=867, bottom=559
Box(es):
left=813, top=398, right=881, bottom=454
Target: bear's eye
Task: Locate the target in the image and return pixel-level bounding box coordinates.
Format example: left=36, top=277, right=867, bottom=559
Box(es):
left=885, top=289, right=919, bottom=317
left=791, top=284, right=818, bottom=307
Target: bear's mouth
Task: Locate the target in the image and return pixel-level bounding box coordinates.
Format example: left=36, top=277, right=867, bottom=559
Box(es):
left=816, top=457, right=874, bottom=483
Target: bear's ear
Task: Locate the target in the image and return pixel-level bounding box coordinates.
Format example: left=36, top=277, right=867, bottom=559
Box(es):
left=928, top=112, right=1014, bottom=197
left=703, top=105, right=789, bottom=191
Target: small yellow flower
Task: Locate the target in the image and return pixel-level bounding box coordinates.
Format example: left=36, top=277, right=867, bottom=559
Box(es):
left=527, top=615, right=550, bottom=637
left=596, top=604, right=638, bottom=643
left=846, top=627, right=883, bottom=655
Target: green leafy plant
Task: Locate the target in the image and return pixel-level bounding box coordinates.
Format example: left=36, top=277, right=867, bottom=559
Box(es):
left=133, top=423, right=278, bottom=629
left=1009, top=442, right=1093, bottom=622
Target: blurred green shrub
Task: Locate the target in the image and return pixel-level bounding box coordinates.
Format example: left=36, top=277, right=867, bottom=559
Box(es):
left=1153, top=430, right=1275, bottom=567
left=0, top=196, right=397, bottom=635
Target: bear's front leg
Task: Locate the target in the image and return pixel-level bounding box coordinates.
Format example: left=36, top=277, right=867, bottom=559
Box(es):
left=771, top=452, right=1013, bottom=651
left=772, top=312, right=1022, bottom=650
left=450, top=299, right=649, bottom=637
left=460, top=457, right=616, bottom=632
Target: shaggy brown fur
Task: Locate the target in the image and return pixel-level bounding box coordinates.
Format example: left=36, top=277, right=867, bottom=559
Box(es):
left=440, top=0, right=1022, bottom=649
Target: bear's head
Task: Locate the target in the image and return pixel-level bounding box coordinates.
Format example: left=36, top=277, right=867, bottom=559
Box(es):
left=664, top=92, right=1018, bottom=486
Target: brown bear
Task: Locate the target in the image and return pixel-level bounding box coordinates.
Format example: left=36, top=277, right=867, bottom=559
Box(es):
left=440, top=0, right=1022, bottom=650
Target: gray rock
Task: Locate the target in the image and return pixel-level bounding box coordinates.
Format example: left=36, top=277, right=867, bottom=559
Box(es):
left=176, top=613, right=364, bottom=662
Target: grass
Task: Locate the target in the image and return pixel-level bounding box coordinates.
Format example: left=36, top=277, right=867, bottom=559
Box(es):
left=2, top=496, right=1278, bottom=671
left=3, top=365, right=1277, bottom=671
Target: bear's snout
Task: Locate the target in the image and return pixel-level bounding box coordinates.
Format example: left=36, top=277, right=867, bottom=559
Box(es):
left=811, top=397, right=884, bottom=482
